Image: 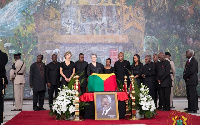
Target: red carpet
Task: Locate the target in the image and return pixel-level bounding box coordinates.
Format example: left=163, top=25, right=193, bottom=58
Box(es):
left=5, top=110, right=200, bottom=125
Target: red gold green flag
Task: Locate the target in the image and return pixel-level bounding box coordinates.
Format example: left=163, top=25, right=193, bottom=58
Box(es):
left=87, top=73, right=117, bottom=92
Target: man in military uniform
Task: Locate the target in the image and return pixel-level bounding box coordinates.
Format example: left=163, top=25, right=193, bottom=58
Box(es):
left=157, top=52, right=172, bottom=111
left=30, top=55, right=46, bottom=111
left=46, top=54, right=61, bottom=109
left=0, top=50, right=8, bottom=123
left=142, top=55, right=156, bottom=103
left=165, top=52, right=175, bottom=108
left=75, top=53, right=88, bottom=94
left=10, top=53, right=26, bottom=111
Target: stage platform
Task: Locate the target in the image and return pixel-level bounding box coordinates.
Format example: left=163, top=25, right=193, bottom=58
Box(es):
left=2, top=98, right=200, bottom=124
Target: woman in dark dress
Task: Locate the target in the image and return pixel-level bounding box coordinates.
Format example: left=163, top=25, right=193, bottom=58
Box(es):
left=60, top=51, right=75, bottom=88
left=87, top=54, right=104, bottom=76
left=131, top=54, right=143, bottom=88
left=103, top=58, right=114, bottom=74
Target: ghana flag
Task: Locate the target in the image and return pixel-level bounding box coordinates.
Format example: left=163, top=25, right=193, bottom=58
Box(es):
left=87, top=73, right=117, bottom=92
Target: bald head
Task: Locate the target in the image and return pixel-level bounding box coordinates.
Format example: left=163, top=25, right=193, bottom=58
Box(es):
left=145, top=55, right=151, bottom=64
left=186, top=49, right=194, bottom=59
left=158, top=52, right=165, bottom=61
left=118, top=52, right=124, bottom=62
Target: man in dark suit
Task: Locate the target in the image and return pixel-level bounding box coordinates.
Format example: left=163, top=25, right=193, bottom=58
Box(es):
left=183, top=49, right=198, bottom=113
left=75, top=53, right=88, bottom=94
left=142, top=55, right=156, bottom=104
left=114, top=52, right=131, bottom=88
left=153, top=54, right=160, bottom=108
left=157, top=52, right=172, bottom=111
left=0, top=50, right=8, bottom=123
left=30, top=55, right=46, bottom=111
left=46, top=54, right=61, bottom=109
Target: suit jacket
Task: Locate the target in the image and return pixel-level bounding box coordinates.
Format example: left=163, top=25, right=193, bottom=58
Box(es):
left=142, top=62, right=156, bottom=87
left=46, top=62, right=61, bottom=86
left=75, top=61, right=88, bottom=87
left=0, top=50, right=8, bottom=93
left=114, top=60, right=131, bottom=85
left=157, top=60, right=172, bottom=87
left=0, top=50, right=8, bottom=77
left=10, top=59, right=26, bottom=84
left=30, top=62, right=46, bottom=91
left=183, top=57, right=198, bottom=86
left=97, top=108, right=116, bottom=119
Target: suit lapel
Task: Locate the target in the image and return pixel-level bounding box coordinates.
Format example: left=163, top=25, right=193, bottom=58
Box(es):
left=185, top=57, right=194, bottom=70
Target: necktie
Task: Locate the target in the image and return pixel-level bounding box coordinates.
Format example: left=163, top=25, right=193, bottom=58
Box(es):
left=187, top=60, right=189, bottom=65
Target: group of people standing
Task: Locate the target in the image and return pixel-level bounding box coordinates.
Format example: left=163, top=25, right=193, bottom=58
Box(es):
left=27, top=51, right=177, bottom=112
left=0, top=48, right=199, bottom=124
left=131, top=52, right=175, bottom=111
left=131, top=50, right=198, bottom=113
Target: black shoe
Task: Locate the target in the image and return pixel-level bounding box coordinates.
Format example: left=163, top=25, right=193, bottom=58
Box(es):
left=185, top=110, right=197, bottom=113
left=34, top=108, right=39, bottom=111
left=39, top=108, right=46, bottom=110
left=33, top=107, right=39, bottom=111
left=197, top=107, right=199, bottom=110
left=184, top=108, right=188, bottom=110
left=157, top=107, right=164, bottom=110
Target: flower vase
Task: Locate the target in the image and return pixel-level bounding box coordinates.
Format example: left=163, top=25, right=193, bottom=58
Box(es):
left=69, top=115, right=75, bottom=120
left=135, top=110, right=144, bottom=119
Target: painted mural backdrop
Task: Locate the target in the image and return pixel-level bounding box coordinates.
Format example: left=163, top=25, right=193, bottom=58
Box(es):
left=0, top=0, right=199, bottom=98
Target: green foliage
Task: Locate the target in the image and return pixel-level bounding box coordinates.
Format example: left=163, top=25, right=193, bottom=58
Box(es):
left=49, top=108, right=69, bottom=120
left=128, top=79, right=140, bottom=111
left=67, top=71, right=85, bottom=90
left=67, top=75, right=76, bottom=90
left=117, top=79, right=123, bottom=91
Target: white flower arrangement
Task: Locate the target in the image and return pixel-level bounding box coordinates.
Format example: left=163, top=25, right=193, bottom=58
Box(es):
left=139, top=84, right=156, bottom=111
left=50, top=85, right=77, bottom=120
left=137, top=83, right=157, bottom=118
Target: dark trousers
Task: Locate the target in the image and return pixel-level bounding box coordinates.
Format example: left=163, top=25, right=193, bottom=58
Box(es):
left=48, top=85, right=59, bottom=107
left=160, top=87, right=171, bottom=110
left=0, top=78, right=4, bottom=123
left=158, top=84, right=163, bottom=108
left=135, top=78, right=142, bottom=88
left=187, top=85, right=198, bottom=111
left=154, top=84, right=158, bottom=108
left=61, top=80, right=68, bottom=89
left=80, top=87, right=86, bottom=95
left=33, top=90, right=45, bottom=110
left=0, top=93, right=3, bottom=123
left=145, top=84, right=156, bottom=103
